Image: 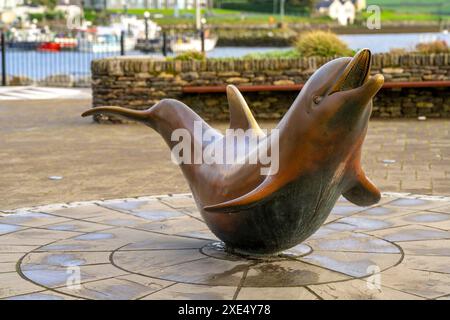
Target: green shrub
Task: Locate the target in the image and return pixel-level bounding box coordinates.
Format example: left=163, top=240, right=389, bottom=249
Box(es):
left=28, top=13, right=44, bottom=21
left=29, top=10, right=64, bottom=21
left=295, top=30, right=353, bottom=58
left=172, top=51, right=206, bottom=61
left=415, top=40, right=449, bottom=54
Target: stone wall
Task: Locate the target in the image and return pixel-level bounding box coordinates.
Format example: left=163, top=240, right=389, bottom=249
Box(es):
left=91, top=54, right=450, bottom=123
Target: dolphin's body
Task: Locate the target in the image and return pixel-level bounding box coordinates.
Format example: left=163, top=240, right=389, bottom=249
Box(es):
left=83, top=49, right=384, bottom=254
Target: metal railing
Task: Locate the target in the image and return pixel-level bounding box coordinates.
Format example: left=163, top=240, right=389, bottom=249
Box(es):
left=0, top=28, right=198, bottom=87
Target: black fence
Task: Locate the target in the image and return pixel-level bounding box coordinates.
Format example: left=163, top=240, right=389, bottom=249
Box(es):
left=0, top=29, right=177, bottom=87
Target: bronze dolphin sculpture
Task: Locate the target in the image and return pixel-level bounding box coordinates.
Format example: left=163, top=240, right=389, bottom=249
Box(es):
left=82, top=49, right=384, bottom=255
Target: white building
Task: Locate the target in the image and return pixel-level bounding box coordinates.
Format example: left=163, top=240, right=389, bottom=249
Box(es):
left=1, top=1, right=47, bottom=24
left=0, top=0, right=23, bottom=11
left=316, top=0, right=365, bottom=26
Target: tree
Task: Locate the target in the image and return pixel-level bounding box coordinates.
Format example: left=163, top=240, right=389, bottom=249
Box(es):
left=287, top=0, right=317, bottom=14
left=30, top=0, right=58, bottom=10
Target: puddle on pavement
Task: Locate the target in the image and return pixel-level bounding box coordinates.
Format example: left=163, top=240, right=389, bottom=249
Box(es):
left=388, top=198, right=429, bottom=207
left=74, top=233, right=114, bottom=241
left=44, top=253, right=86, bottom=267
left=130, top=210, right=184, bottom=221
left=244, top=263, right=320, bottom=287
left=201, top=242, right=312, bottom=262
left=46, top=224, right=76, bottom=231
left=6, top=293, right=65, bottom=300
left=0, top=223, right=22, bottom=234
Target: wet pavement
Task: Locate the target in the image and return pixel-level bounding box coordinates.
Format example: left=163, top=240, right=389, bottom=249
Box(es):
left=1, top=193, right=450, bottom=300
left=0, top=99, right=449, bottom=210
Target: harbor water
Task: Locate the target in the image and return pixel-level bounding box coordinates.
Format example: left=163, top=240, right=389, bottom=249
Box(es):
left=2, top=32, right=449, bottom=80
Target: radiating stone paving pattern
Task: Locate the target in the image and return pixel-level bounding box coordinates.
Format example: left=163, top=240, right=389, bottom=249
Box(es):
left=1, top=193, right=450, bottom=300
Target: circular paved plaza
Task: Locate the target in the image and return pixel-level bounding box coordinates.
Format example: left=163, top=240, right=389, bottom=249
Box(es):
left=1, top=193, right=450, bottom=300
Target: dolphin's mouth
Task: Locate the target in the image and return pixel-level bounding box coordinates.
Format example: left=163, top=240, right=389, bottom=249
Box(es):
left=330, top=48, right=375, bottom=94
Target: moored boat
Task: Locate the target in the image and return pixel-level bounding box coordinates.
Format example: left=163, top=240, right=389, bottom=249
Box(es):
left=169, top=35, right=218, bottom=53
left=37, top=42, right=61, bottom=52
left=77, top=27, right=135, bottom=53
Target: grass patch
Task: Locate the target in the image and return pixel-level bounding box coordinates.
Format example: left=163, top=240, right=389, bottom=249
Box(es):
left=361, top=10, right=444, bottom=22
left=84, top=3, right=448, bottom=26
left=367, top=0, right=450, bottom=15
left=244, top=49, right=300, bottom=59
left=84, top=8, right=332, bottom=26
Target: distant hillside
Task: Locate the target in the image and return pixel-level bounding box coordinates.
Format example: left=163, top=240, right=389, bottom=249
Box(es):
left=367, top=0, right=450, bottom=15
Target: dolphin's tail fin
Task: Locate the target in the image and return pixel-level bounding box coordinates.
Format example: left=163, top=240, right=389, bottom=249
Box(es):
left=81, top=106, right=154, bottom=127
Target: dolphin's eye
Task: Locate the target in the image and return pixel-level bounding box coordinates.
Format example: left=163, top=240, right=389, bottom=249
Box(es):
left=313, top=95, right=323, bottom=105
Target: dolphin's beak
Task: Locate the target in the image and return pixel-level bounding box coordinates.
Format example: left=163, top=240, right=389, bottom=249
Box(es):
left=330, top=48, right=382, bottom=95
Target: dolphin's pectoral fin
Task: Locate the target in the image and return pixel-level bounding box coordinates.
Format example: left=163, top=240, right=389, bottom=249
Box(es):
left=204, top=176, right=283, bottom=213
left=343, top=173, right=381, bottom=206
left=227, top=85, right=265, bottom=136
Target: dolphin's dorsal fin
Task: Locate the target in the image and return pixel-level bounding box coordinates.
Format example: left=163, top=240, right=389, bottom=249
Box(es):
left=343, top=171, right=380, bottom=206
left=227, top=85, right=265, bottom=136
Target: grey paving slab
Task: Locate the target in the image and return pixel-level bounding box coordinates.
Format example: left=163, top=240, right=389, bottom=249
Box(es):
left=367, top=225, right=450, bottom=242
left=141, top=283, right=237, bottom=300
left=384, top=198, right=449, bottom=211
left=1, top=193, right=450, bottom=299
left=56, top=277, right=167, bottom=300
left=429, top=205, right=450, bottom=214
left=308, top=279, right=422, bottom=300
left=0, top=212, right=68, bottom=228
left=43, top=220, right=115, bottom=233
left=400, top=255, right=450, bottom=274
left=135, top=216, right=209, bottom=236
left=133, top=257, right=249, bottom=286
left=21, top=263, right=128, bottom=288
left=237, top=287, right=319, bottom=300
left=46, top=205, right=119, bottom=220
left=1, top=102, right=448, bottom=211
left=305, top=232, right=400, bottom=254
left=4, top=290, right=78, bottom=300
left=398, top=211, right=450, bottom=230
left=0, top=245, right=41, bottom=254
left=243, top=260, right=350, bottom=287
left=0, top=224, right=24, bottom=235
left=0, top=262, right=17, bottom=273
left=400, top=239, right=450, bottom=257
left=300, top=251, right=401, bottom=277
left=0, top=272, right=44, bottom=299
left=22, top=251, right=111, bottom=267
left=380, top=265, right=450, bottom=299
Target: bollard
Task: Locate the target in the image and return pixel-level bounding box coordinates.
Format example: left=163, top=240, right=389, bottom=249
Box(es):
left=120, top=30, right=125, bottom=56
left=200, top=29, right=205, bottom=53
left=162, top=31, right=167, bottom=57
left=1, top=31, right=6, bottom=86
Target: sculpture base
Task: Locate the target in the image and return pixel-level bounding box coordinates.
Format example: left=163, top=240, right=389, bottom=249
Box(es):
left=7, top=193, right=449, bottom=299
left=201, top=241, right=313, bottom=261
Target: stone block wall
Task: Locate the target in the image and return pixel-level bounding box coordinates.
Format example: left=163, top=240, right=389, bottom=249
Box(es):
left=91, top=54, right=450, bottom=123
